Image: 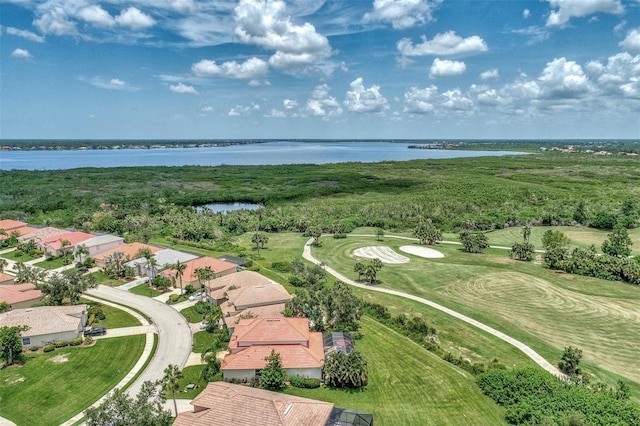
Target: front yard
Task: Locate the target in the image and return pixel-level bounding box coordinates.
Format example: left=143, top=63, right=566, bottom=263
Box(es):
left=0, top=335, right=145, bottom=426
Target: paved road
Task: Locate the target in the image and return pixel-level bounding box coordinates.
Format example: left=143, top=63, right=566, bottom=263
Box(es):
left=86, top=285, right=193, bottom=396
left=303, top=238, right=564, bottom=378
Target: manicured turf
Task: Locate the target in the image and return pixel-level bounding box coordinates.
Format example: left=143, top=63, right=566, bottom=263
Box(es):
left=82, top=299, right=141, bottom=328
left=193, top=331, right=217, bottom=353
left=87, top=270, right=125, bottom=287
left=32, top=256, right=69, bottom=270
left=0, top=249, right=40, bottom=262
left=128, top=283, right=162, bottom=297
left=0, top=335, right=145, bottom=426
left=180, top=306, right=205, bottom=323
left=172, top=365, right=217, bottom=401
left=310, top=235, right=640, bottom=400
left=285, top=316, right=506, bottom=425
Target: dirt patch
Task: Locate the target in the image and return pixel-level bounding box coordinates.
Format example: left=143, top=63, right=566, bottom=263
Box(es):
left=353, top=246, right=410, bottom=264
left=399, top=245, right=445, bottom=259
left=5, top=375, right=25, bottom=385
left=50, top=354, right=69, bottom=363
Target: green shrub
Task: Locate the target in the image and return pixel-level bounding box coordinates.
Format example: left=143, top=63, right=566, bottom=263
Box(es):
left=54, top=340, right=69, bottom=348
left=271, top=261, right=292, bottom=273
left=29, top=346, right=39, bottom=352
left=84, top=336, right=93, bottom=345
left=169, top=294, right=179, bottom=302
left=194, top=300, right=212, bottom=315
left=87, top=314, right=96, bottom=326
left=43, top=344, right=55, bottom=353
left=185, top=284, right=195, bottom=295
left=69, top=337, right=83, bottom=346
left=289, top=376, right=321, bottom=388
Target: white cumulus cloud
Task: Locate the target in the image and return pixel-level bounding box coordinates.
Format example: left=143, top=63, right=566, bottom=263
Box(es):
left=480, top=68, right=500, bottom=80
left=228, top=103, right=260, bottom=117
left=34, top=6, right=77, bottom=36
left=403, top=85, right=438, bottom=113
left=523, top=8, right=531, bottom=19
left=192, top=57, right=268, bottom=79
left=545, top=0, right=624, bottom=28
left=11, top=48, right=32, bottom=59
left=343, top=78, right=389, bottom=114
left=620, top=28, right=640, bottom=54
left=115, top=7, right=155, bottom=30
left=77, top=5, right=115, bottom=27
left=538, top=57, right=593, bottom=99
left=306, top=84, right=343, bottom=118
left=6, top=27, right=45, bottom=42
left=363, top=0, right=440, bottom=29
left=234, top=0, right=331, bottom=72
left=397, top=31, right=488, bottom=56
left=170, top=82, right=198, bottom=95
left=429, top=58, right=466, bottom=78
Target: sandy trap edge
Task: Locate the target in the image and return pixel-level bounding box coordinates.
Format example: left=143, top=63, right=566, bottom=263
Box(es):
left=353, top=246, right=410, bottom=264
left=399, top=245, right=445, bottom=259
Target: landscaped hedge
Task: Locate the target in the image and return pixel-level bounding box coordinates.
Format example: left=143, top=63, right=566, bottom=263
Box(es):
left=289, top=376, right=321, bottom=389
left=43, top=344, right=55, bottom=353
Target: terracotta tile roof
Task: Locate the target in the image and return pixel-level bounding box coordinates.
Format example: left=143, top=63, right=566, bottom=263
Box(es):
left=225, top=283, right=291, bottom=310
left=0, top=283, right=42, bottom=305
left=0, top=220, right=28, bottom=232
left=161, top=256, right=237, bottom=282
left=0, top=273, right=15, bottom=283
left=0, top=226, right=38, bottom=240
left=18, top=227, right=68, bottom=243
left=41, top=231, right=94, bottom=250
left=174, top=382, right=333, bottom=426
left=209, top=270, right=274, bottom=297
left=0, top=305, right=87, bottom=337
left=222, top=339, right=324, bottom=370
left=230, top=318, right=310, bottom=349
left=223, top=303, right=286, bottom=329
left=94, top=243, right=162, bottom=262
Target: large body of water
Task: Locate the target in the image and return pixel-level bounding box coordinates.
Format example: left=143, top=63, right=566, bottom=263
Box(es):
left=0, top=141, right=524, bottom=171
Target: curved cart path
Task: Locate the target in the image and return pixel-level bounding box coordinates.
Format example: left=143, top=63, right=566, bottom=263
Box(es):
left=303, top=238, right=564, bottom=378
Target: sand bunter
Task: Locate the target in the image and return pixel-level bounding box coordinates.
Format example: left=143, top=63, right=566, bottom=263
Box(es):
left=353, top=246, right=410, bottom=264
left=399, top=245, right=445, bottom=259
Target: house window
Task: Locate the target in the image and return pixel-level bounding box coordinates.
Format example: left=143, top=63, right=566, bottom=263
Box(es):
left=22, top=337, right=30, bottom=346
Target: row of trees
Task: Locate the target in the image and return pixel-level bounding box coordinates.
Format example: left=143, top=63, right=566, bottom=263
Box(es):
left=15, top=263, right=97, bottom=305
left=353, top=258, right=383, bottom=285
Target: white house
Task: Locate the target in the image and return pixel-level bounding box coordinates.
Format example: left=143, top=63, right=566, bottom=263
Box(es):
left=75, top=234, right=125, bottom=261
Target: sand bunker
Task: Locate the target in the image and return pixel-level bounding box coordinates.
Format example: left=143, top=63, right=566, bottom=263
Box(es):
left=353, top=246, right=410, bottom=264
left=50, top=354, right=69, bottom=363
left=399, top=245, right=445, bottom=259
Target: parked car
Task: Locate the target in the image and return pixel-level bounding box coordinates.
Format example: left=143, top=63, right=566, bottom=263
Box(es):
left=199, top=320, right=209, bottom=330
left=189, top=292, right=204, bottom=301
left=84, top=326, right=107, bottom=337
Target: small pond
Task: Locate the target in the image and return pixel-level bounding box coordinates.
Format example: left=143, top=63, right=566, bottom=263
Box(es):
left=196, top=202, right=262, bottom=214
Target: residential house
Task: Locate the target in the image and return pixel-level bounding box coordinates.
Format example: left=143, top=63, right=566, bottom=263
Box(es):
left=0, top=220, right=37, bottom=242
left=173, top=382, right=335, bottom=426
left=0, top=305, right=88, bottom=348
left=75, top=234, right=125, bottom=261
left=221, top=282, right=291, bottom=331
left=18, top=227, right=68, bottom=244
left=125, top=249, right=199, bottom=279
left=208, top=270, right=275, bottom=304
left=160, top=256, right=237, bottom=291
left=39, top=231, right=94, bottom=257
left=0, top=283, right=42, bottom=309
left=94, top=242, right=162, bottom=268
left=222, top=317, right=324, bottom=380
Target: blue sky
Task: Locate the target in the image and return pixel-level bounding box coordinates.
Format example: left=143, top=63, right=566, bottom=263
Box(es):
left=1, top=0, right=639, bottom=140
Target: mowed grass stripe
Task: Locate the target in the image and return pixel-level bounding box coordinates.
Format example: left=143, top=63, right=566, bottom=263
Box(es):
left=0, top=335, right=145, bottom=426
left=285, top=316, right=506, bottom=426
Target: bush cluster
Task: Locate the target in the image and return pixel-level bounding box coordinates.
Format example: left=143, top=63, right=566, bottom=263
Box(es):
left=43, top=345, right=55, bottom=353
left=477, top=367, right=640, bottom=425
left=289, top=376, right=321, bottom=389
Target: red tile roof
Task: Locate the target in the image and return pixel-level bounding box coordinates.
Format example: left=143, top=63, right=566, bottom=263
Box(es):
left=0, top=226, right=38, bottom=240
left=222, top=339, right=324, bottom=370
left=41, top=231, right=94, bottom=250
left=173, top=382, right=333, bottom=426
left=161, top=256, right=237, bottom=282
left=223, top=303, right=286, bottom=329
left=230, top=317, right=311, bottom=349
left=0, top=220, right=28, bottom=232
left=94, top=243, right=162, bottom=262
left=0, top=283, right=42, bottom=305
left=0, top=273, right=15, bottom=284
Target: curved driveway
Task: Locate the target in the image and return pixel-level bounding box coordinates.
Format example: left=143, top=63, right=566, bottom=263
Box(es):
left=303, top=238, right=564, bottom=378
left=86, top=285, right=193, bottom=396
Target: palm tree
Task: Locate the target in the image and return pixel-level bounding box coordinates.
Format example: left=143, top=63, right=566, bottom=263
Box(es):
left=162, top=364, right=183, bottom=417
left=147, top=256, right=159, bottom=281
left=172, top=260, right=187, bottom=296
left=75, top=244, right=89, bottom=264
left=0, top=258, right=8, bottom=273
left=194, top=266, right=215, bottom=299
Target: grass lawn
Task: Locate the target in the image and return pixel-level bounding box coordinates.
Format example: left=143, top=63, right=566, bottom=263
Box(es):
left=82, top=299, right=141, bottom=328
left=180, top=306, right=205, bottom=323
left=32, top=256, right=70, bottom=270
left=0, top=335, right=145, bottom=426
left=171, top=365, right=220, bottom=401
left=0, top=249, right=40, bottom=262
left=193, top=331, right=217, bottom=353
left=310, top=234, right=640, bottom=400
left=129, top=283, right=162, bottom=297
left=88, top=270, right=125, bottom=287
left=286, top=316, right=506, bottom=425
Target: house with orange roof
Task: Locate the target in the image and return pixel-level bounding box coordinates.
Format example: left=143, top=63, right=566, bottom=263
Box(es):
left=18, top=227, right=68, bottom=244
left=0, top=219, right=28, bottom=232
left=161, top=256, right=237, bottom=290
left=94, top=242, right=162, bottom=268
left=40, top=231, right=94, bottom=257
left=0, top=283, right=42, bottom=309
left=0, top=273, right=15, bottom=285
left=222, top=317, right=324, bottom=380
left=222, top=303, right=286, bottom=333
left=173, top=382, right=334, bottom=426
left=221, top=283, right=291, bottom=317
left=208, top=270, right=274, bottom=303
